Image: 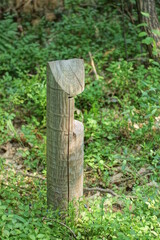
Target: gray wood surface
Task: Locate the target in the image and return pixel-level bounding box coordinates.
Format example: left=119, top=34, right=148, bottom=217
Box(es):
left=47, top=59, right=85, bottom=209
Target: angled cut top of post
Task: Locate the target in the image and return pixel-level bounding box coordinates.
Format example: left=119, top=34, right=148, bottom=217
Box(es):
left=48, top=59, right=85, bottom=96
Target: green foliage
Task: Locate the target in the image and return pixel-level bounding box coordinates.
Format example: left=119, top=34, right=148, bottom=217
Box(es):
left=84, top=61, right=160, bottom=176
left=0, top=17, right=49, bottom=76
left=0, top=16, right=18, bottom=53
left=49, top=7, right=109, bottom=58
left=0, top=169, right=72, bottom=239
left=0, top=0, right=160, bottom=239
left=0, top=170, right=160, bottom=239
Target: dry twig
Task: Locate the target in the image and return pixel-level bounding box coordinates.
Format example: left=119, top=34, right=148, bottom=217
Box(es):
left=84, top=187, right=118, bottom=196
left=19, top=172, right=46, bottom=180
left=43, top=217, right=77, bottom=239
left=89, top=52, right=98, bottom=80
left=84, top=187, right=138, bottom=199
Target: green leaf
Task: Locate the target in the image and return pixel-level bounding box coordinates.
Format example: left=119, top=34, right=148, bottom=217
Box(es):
left=3, top=229, right=10, bottom=237
left=2, top=214, right=7, bottom=220
left=29, top=235, right=36, bottom=240
left=137, top=23, right=148, bottom=28
left=151, top=108, right=157, bottom=115
left=151, top=61, right=160, bottom=67
left=145, top=109, right=157, bottom=119
left=14, top=215, right=26, bottom=223
left=142, top=37, right=153, bottom=45
left=141, top=11, right=150, bottom=18
left=122, top=160, right=127, bottom=172
left=37, top=234, right=45, bottom=238
left=138, top=32, right=147, bottom=37
left=0, top=205, right=7, bottom=210
left=152, top=29, right=160, bottom=36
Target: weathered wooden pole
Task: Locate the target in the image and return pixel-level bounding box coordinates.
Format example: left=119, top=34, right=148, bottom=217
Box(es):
left=47, top=59, right=85, bottom=210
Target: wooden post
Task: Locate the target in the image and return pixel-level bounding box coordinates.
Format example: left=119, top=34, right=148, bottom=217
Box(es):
left=47, top=59, right=85, bottom=210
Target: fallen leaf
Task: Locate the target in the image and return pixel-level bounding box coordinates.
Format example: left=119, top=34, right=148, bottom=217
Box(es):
left=110, top=173, right=123, bottom=184
left=138, top=168, right=147, bottom=175
left=104, top=48, right=115, bottom=56
left=147, top=181, right=159, bottom=188
left=133, top=123, right=139, bottom=129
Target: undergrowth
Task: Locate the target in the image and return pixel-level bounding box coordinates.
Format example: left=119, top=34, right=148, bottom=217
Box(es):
left=0, top=0, right=159, bottom=239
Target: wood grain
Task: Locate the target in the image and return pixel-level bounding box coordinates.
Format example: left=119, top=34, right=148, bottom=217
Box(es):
left=47, top=59, right=85, bottom=209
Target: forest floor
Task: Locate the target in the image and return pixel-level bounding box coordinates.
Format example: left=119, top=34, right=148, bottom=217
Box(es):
left=0, top=2, right=160, bottom=239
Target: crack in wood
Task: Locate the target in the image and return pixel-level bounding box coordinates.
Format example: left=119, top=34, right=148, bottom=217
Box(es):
left=47, top=59, right=84, bottom=210
left=67, top=97, right=70, bottom=205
